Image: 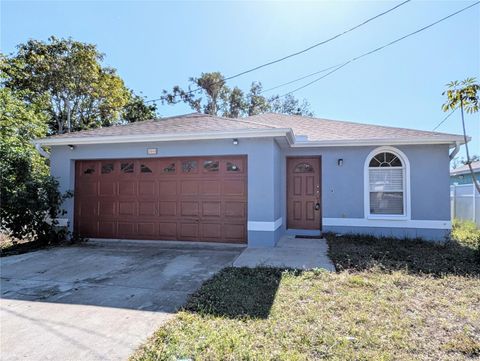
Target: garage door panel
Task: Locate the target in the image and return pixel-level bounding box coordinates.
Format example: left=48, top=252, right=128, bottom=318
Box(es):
left=159, top=181, right=177, bottom=196
left=201, top=223, right=222, bottom=239
left=159, top=201, right=177, bottom=216
left=98, top=200, right=116, bottom=216
left=159, top=222, right=177, bottom=239
left=180, top=180, right=199, bottom=195
left=223, top=180, right=246, bottom=196
left=224, top=223, right=245, bottom=241
left=118, top=181, right=136, bottom=196
left=78, top=181, right=98, bottom=196
left=117, top=222, right=136, bottom=237
left=139, top=201, right=157, bottom=216
left=138, top=181, right=156, bottom=196
left=75, top=157, right=246, bottom=243
left=98, top=221, right=115, bottom=238
left=118, top=201, right=136, bottom=216
left=224, top=202, right=246, bottom=218
left=202, top=201, right=221, bottom=217
left=179, top=223, right=199, bottom=238
left=200, top=180, right=221, bottom=195
left=138, top=223, right=156, bottom=237
left=180, top=201, right=199, bottom=216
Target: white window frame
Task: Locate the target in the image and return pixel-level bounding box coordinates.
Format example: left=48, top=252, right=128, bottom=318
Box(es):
left=364, top=146, right=411, bottom=220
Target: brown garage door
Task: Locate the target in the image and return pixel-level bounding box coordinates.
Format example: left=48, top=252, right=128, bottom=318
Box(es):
left=74, top=156, right=247, bottom=243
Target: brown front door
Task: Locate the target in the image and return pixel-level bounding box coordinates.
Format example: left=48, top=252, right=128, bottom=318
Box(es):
left=74, top=156, right=247, bottom=243
left=287, top=157, right=321, bottom=230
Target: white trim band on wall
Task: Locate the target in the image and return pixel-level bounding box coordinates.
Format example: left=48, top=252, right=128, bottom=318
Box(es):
left=248, top=218, right=283, bottom=231
left=323, top=218, right=451, bottom=230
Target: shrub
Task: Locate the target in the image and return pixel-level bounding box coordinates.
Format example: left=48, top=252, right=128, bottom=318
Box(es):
left=0, top=87, right=69, bottom=246
left=451, top=219, right=480, bottom=252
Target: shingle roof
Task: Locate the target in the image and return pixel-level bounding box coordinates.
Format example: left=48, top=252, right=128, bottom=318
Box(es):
left=245, top=113, right=463, bottom=143
left=37, top=112, right=465, bottom=146
left=45, top=113, right=275, bottom=139
left=450, top=160, right=480, bottom=176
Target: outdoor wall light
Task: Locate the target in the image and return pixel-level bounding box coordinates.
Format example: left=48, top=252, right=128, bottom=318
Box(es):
left=232, top=138, right=239, bottom=145
left=337, top=158, right=343, bottom=166
left=68, top=144, right=75, bottom=150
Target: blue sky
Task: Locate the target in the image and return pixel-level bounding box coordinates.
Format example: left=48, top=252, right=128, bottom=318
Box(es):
left=2, top=0, right=479, bottom=159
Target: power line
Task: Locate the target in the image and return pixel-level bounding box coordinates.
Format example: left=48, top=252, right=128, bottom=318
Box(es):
left=433, top=108, right=457, bottom=131
left=259, top=63, right=344, bottom=94
left=223, top=0, right=411, bottom=81
left=146, top=0, right=411, bottom=103
left=281, top=1, right=480, bottom=96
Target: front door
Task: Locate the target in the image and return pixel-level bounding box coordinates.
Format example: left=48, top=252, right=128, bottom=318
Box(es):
left=287, top=157, right=321, bottom=230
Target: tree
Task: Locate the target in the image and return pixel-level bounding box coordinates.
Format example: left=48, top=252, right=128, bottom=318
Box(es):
left=269, top=94, right=314, bottom=116
left=443, top=77, right=480, bottom=193
left=1, top=36, right=131, bottom=134
left=161, top=72, right=313, bottom=117
left=0, top=88, right=67, bottom=244
left=451, top=154, right=480, bottom=169
left=246, top=82, right=271, bottom=116
left=122, top=92, right=157, bottom=123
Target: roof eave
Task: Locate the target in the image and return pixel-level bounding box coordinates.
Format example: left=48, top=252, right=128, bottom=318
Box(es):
left=34, top=128, right=293, bottom=146
left=290, top=137, right=467, bottom=148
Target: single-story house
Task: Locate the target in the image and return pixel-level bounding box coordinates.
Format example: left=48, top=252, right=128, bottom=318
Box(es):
left=34, top=112, right=466, bottom=247
left=450, top=160, right=480, bottom=186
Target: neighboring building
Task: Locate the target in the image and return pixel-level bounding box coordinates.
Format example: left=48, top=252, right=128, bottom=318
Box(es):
left=450, top=160, right=480, bottom=185
left=34, top=113, right=465, bottom=246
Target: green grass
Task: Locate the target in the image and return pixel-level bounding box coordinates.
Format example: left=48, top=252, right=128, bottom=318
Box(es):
left=451, top=219, right=480, bottom=251
left=131, top=234, right=480, bottom=361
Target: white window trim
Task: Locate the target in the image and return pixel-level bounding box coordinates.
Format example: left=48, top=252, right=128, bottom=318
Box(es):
left=363, top=146, right=411, bottom=220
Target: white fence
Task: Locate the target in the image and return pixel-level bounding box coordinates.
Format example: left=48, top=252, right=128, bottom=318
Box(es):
left=450, top=183, right=480, bottom=226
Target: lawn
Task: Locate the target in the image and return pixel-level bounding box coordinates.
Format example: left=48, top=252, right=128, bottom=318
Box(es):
left=132, top=228, right=479, bottom=360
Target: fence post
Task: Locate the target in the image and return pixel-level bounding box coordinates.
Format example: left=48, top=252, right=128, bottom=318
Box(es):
left=473, top=183, right=477, bottom=223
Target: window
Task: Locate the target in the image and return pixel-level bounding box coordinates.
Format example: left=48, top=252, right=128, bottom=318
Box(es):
left=101, top=163, right=114, bottom=174
left=203, top=160, right=219, bottom=172
left=294, top=162, right=314, bottom=173
left=366, top=148, right=408, bottom=217
left=140, top=164, right=153, bottom=173
left=121, top=162, right=134, bottom=173
left=163, top=163, right=176, bottom=173
left=182, top=160, right=197, bottom=173
left=83, top=167, right=95, bottom=175
left=227, top=161, right=241, bottom=172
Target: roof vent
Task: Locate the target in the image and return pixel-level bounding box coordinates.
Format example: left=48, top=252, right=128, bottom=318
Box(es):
left=295, top=135, right=309, bottom=142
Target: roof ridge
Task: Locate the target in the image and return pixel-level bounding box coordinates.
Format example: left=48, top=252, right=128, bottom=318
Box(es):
left=247, top=112, right=463, bottom=138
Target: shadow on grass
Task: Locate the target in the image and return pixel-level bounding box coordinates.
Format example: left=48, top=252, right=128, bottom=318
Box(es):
left=325, top=233, right=480, bottom=277
left=183, top=267, right=293, bottom=319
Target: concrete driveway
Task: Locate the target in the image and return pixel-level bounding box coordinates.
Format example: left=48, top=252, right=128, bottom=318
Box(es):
left=0, top=241, right=243, bottom=361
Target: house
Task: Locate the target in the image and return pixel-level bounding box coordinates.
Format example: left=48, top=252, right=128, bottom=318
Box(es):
left=450, top=160, right=480, bottom=186
left=34, top=113, right=465, bottom=246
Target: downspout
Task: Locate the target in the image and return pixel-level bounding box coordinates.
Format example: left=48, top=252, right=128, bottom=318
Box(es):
left=449, top=141, right=461, bottom=161
left=34, top=142, right=50, bottom=159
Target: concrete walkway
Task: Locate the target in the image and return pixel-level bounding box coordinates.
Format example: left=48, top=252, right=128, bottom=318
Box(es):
left=1, top=241, right=242, bottom=361
left=233, top=236, right=335, bottom=270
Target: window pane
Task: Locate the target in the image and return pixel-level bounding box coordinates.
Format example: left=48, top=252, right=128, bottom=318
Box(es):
left=83, top=167, right=95, bottom=175
left=369, top=168, right=403, bottom=192
left=182, top=160, right=197, bottom=173
left=203, top=160, right=219, bottom=172
left=121, top=162, right=134, bottom=173
left=163, top=163, right=176, bottom=173
left=227, top=161, right=241, bottom=172
left=369, top=152, right=402, bottom=167
left=370, top=192, right=404, bottom=215
left=101, top=163, right=114, bottom=174
left=140, top=164, right=153, bottom=173
left=294, top=162, right=314, bottom=173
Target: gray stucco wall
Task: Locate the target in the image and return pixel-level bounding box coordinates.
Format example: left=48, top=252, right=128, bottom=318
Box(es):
left=49, top=138, right=451, bottom=246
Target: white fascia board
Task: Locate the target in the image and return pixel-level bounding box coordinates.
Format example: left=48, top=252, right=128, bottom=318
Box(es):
left=34, top=128, right=292, bottom=146
left=290, top=137, right=467, bottom=148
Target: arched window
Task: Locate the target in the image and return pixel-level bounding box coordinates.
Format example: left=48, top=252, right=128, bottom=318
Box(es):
left=365, top=147, right=409, bottom=218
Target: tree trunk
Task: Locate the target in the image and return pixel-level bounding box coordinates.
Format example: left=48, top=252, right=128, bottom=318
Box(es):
left=460, top=99, right=480, bottom=194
